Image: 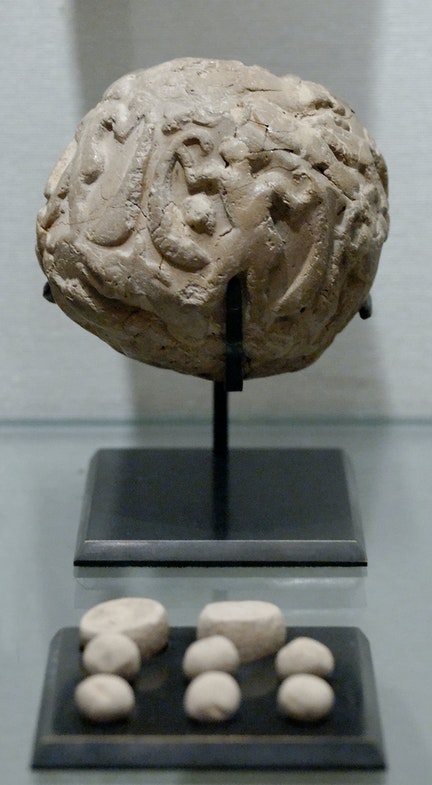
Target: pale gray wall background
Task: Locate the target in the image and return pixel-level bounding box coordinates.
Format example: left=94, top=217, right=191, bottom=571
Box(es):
left=1, top=0, right=430, bottom=422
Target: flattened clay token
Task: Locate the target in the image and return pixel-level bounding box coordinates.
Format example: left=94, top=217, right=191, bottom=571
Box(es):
left=79, top=597, right=168, bottom=657
left=276, top=636, right=335, bottom=679
left=82, top=632, right=141, bottom=680
left=182, top=635, right=240, bottom=679
left=277, top=673, right=335, bottom=722
left=197, top=600, right=286, bottom=662
left=75, top=673, right=135, bottom=723
left=184, top=671, right=241, bottom=722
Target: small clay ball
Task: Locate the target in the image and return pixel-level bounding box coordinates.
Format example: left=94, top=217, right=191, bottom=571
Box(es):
left=75, top=673, right=135, bottom=723
left=79, top=597, right=168, bottom=657
left=277, top=674, right=335, bottom=722
left=275, top=637, right=335, bottom=679
left=82, top=632, right=141, bottom=680
left=184, top=671, right=241, bottom=722
left=197, top=600, right=286, bottom=662
left=182, top=635, right=240, bottom=679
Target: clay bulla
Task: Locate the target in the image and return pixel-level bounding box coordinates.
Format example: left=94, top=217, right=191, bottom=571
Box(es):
left=37, top=58, right=389, bottom=380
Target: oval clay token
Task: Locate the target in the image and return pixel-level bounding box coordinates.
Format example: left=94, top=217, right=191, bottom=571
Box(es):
left=276, top=636, right=335, bottom=679
left=83, top=632, right=141, bottom=680
left=182, top=635, right=240, bottom=679
left=184, top=671, right=241, bottom=722
left=75, top=673, right=135, bottom=723
left=277, top=673, right=335, bottom=722
left=197, top=600, right=286, bottom=662
left=79, top=597, right=168, bottom=657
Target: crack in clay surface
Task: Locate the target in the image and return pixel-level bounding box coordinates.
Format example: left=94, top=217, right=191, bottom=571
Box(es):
left=36, top=58, right=389, bottom=380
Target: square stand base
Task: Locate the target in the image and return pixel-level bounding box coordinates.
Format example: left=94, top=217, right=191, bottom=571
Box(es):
left=32, top=626, right=385, bottom=770
left=74, top=448, right=366, bottom=567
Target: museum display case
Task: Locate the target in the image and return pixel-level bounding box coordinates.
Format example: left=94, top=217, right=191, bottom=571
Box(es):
left=2, top=2, right=431, bottom=783
left=3, top=419, right=432, bottom=783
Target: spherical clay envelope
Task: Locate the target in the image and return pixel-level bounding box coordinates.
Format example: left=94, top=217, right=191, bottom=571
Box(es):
left=36, top=58, right=389, bottom=381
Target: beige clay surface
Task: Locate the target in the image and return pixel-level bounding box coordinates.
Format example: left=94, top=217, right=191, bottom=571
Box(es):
left=183, top=670, right=241, bottom=722
left=277, top=673, right=335, bottom=721
left=36, top=58, right=389, bottom=380
left=74, top=673, right=135, bottom=723
left=79, top=597, right=168, bottom=657
left=275, top=636, right=335, bottom=679
left=182, top=634, right=240, bottom=679
left=197, top=600, right=286, bottom=662
left=82, top=632, right=142, bottom=680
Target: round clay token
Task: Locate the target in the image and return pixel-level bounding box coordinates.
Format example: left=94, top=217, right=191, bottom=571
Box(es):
left=75, top=673, right=135, bottom=723
left=277, top=673, right=335, bottom=722
left=197, top=600, right=286, bottom=662
left=79, top=597, right=168, bottom=657
left=182, top=635, right=240, bottom=679
left=184, top=671, right=241, bottom=722
left=82, top=632, right=141, bottom=680
left=275, top=637, right=335, bottom=679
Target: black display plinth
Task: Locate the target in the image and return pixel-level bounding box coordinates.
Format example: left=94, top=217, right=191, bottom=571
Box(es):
left=32, top=626, right=385, bottom=770
left=74, top=446, right=366, bottom=566
left=74, top=280, right=368, bottom=568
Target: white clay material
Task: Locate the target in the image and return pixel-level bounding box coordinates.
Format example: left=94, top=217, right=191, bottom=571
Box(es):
left=275, top=637, right=335, bottom=679
left=182, top=635, right=240, bottom=679
left=79, top=597, right=168, bottom=657
left=82, top=632, right=141, bottom=680
left=184, top=671, right=241, bottom=722
left=37, top=58, right=389, bottom=381
left=197, top=600, right=286, bottom=662
left=277, top=673, right=335, bottom=722
left=75, top=673, right=135, bottom=723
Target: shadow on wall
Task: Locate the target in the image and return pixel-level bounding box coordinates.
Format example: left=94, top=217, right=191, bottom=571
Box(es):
left=71, top=0, right=390, bottom=421
left=72, top=0, right=383, bottom=124
left=72, top=0, right=136, bottom=113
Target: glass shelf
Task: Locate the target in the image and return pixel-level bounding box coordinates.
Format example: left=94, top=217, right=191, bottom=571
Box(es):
left=1, top=421, right=432, bottom=784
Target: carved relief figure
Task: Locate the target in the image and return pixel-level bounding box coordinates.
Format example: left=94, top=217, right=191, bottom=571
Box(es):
left=37, top=58, right=389, bottom=379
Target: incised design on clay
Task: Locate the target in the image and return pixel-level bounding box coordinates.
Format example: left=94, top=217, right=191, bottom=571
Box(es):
left=37, top=58, right=389, bottom=379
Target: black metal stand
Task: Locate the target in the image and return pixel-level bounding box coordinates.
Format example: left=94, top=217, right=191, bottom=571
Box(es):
left=74, top=276, right=367, bottom=567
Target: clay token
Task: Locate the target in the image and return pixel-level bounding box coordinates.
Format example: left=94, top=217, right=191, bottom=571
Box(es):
left=82, top=632, right=141, bottom=680
left=184, top=671, right=241, bottom=722
left=275, top=636, right=335, bottom=679
left=75, top=673, right=135, bottom=723
left=197, top=600, right=286, bottom=662
left=182, top=635, right=240, bottom=679
left=79, top=597, right=168, bottom=657
left=277, top=673, right=335, bottom=722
